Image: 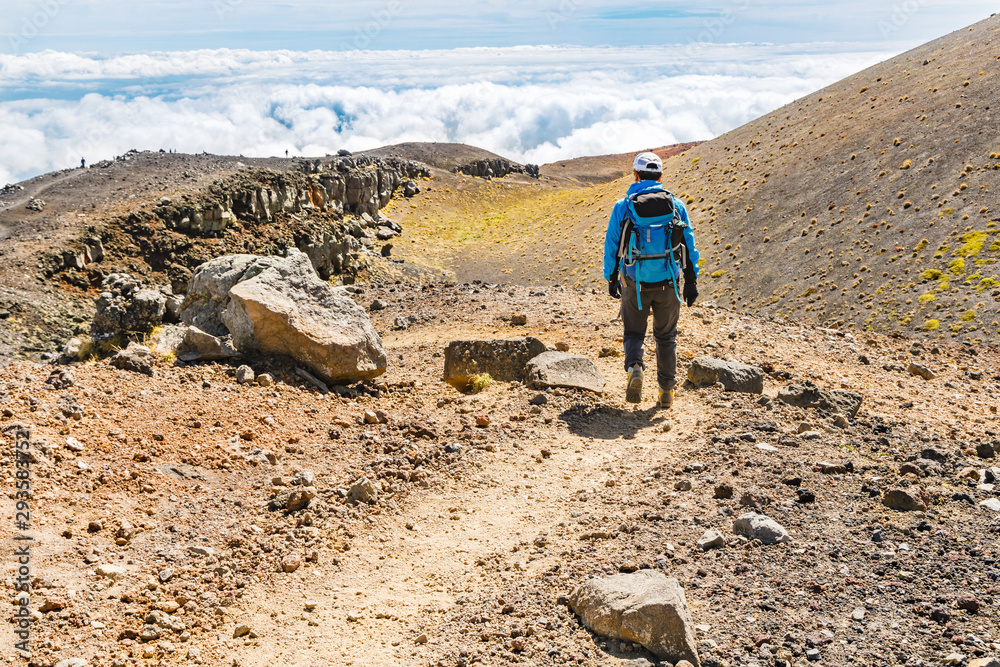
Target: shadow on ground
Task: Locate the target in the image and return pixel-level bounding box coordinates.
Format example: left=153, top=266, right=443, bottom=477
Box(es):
left=559, top=405, right=668, bottom=440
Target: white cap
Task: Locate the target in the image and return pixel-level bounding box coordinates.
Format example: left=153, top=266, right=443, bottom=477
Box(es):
left=633, top=152, right=662, bottom=173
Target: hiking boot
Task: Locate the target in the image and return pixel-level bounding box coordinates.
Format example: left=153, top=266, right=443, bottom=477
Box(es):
left=625, top=365, right=643, bottom=403
left=657, top=389, right=674, bottom=409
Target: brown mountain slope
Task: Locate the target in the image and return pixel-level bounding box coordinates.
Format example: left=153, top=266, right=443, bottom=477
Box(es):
left=393, top=14, right=1000, bottom=344
left=660, top=14, right=1000, bottom=341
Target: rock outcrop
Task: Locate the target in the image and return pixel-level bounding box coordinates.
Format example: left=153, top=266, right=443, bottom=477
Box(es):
left=443, top=338, right=547, bottom=388
left=223, top=250, right=387, bottom=384
left=91, top=274, right=179, bottom=336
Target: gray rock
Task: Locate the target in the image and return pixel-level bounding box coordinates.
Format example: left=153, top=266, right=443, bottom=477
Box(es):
left=980, top=499, right=1000, bottom=512
left=697, top=529, right=725, bottom=551
left=348, top=478, right=379, bottom=505
left=568, top=571, right=700, bottom=665
left=176, top=326, right=241, bottom=362
left=732, top=512, right=790, bottom=545
left=882, top=486, right=929, bottom=512
left=443, top=337, right=547, bottom=388
left=907, top=363, right=936, bottom=380
left=236, top=365, right=255, bottom=385
left=687, top=357, right=764, bottom=394
left=181, top=254, right=283, bottom=336
left=776, top=382, right=863, bottom=418
left=224, top=251, right=387, bottom=384
left=527, top=351, right=605, bottom=394
left=292, top=470, right=315, bottom=486
left=111, top=342, right=154, bottom=376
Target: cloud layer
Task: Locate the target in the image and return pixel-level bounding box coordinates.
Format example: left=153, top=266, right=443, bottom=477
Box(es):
left=1, top=44, right=895, bottom=185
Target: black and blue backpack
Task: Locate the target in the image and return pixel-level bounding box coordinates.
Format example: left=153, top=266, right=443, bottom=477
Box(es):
left=613, top=189, right=693, bottom=309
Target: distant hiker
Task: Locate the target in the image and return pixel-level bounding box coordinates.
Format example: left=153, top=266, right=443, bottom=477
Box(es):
left=604, top=152, right=700, bottom=408
left=80, top=158, right=86, bottom=169
left=285, top=149, right=289, bottom=158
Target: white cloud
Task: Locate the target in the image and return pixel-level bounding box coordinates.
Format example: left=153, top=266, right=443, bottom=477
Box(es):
left=0, top=44, right=895, bottom=184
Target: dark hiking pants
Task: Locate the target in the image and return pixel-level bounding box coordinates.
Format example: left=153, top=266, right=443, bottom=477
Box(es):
left=621, top=277, right=681, bottom=391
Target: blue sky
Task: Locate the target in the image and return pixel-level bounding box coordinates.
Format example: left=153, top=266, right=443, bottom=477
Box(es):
left=1, top=2, right=997, bottom=185
left=2, top=0, right=997, bottom=53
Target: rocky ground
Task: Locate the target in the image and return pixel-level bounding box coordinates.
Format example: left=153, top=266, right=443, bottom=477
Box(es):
left=3, top=282, right=1000, bottom=667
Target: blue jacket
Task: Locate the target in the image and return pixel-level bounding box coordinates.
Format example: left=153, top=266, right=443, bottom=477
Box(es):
left=603, top=181, right=700, bottom=284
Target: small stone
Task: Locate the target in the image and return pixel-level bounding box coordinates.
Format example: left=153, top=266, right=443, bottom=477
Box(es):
left=733, top=512, right=790, bottom=545
left=158, top=568, right=174, bottom=583
left=555, top=342, right=570, bottom=352
left=674, top=479, right=693, bottom=492
left=511, top=314, right=528, bottom=326
left=529, top=393, right=549, bottom=406
left=370, top=299, right=386, bottom=311
left=348, top=478, right=379, bottom=505
left=233, top=624, right=252, bottom=638
left=95, top=564, right=126, bottom=581
left=714, top=483, right=734, bottom=499
left=980, top=498, right=1000, bottom=513
left=256, top=373, right=274, bottom=387
left=697, top=529, right=725, bottom=551
left=281, top=554, right=302, bottom=573
left=956, top=594, right=981, bottom=614
left=363, top=410, right=379, bottom=424
left=806, top=648, right=821, bottom=661
left=188, top=545, right=215, bottom=557
left=414, top=633, right=428, bottom=644
left=66, top=437, right=85, bottom=452
left=883, top=486, right=930, bottom=512
left=908, top=363, right=935, bottom=380
left=851, top=607, right=866, bottom=621
left=304, top=601, right=317, bottom=611
left=87, top=520, right=103, bottom=532
left=236, top=365, right=255, bottom=385
left=475, top=415, right=491, bottom=427
left=943, top=654, right=966, bottom=665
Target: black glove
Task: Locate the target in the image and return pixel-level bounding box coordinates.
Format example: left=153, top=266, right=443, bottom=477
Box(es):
left=683, top=279, right=698, bottom=307
left=608, top=278, right=621, bottom=299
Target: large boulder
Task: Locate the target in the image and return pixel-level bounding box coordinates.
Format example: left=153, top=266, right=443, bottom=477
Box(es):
left=223, top=251, right=386, bottom=384
left=776, top=382, right=863, bottom=419
left=568, top=571, right=700, bottom=665
left=687, top=357, right=764, bottom=394
left=180, top=255, right=283, bottom=336
left=443, top=338, right=547, bottom=388
left=527, top=352, right=605, bottom=394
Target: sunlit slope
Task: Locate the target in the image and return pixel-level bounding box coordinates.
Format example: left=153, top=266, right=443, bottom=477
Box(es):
left=658, top=14, right=1000, bottom=341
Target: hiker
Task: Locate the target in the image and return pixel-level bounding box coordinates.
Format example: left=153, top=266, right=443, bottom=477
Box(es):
left=80, top=158, right=86, bottom=169
left=603, top=152, right=700, bottom=408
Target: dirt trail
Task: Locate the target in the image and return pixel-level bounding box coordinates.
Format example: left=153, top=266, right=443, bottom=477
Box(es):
left=233, top=325, right=704, bottom=667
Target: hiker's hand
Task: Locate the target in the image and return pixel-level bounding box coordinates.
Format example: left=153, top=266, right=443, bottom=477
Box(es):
left=608, top=278, right=621, bottom=299
left=683, top=279, right=698, bottom=307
